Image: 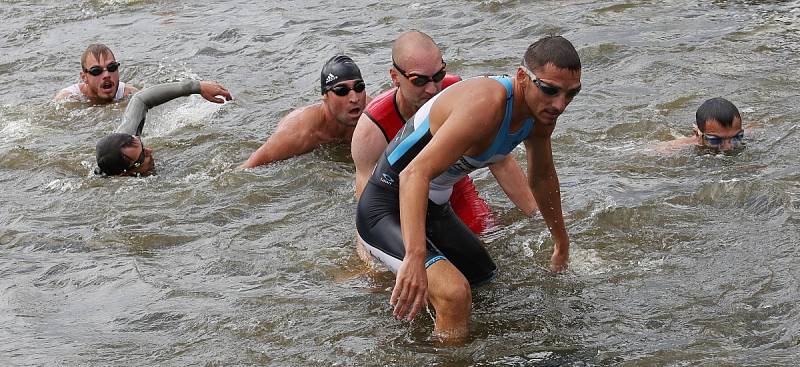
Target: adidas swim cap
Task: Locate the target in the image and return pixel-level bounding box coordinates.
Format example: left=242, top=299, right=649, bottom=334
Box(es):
left=320, top=55, right=363, bottom=95
left=95, top=133, right=134, bottom=175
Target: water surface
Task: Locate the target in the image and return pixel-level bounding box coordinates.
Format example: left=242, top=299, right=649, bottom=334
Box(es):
left=1, top=0, right=798, bottom=365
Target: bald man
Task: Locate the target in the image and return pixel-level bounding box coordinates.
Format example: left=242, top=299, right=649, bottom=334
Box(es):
left=352, top=31, right=536, bottom=239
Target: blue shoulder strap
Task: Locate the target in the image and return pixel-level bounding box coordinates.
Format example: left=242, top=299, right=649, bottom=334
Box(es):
left=470, top=76, right=515, bottom=161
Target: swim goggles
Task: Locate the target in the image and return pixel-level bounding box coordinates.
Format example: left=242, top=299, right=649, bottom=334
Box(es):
left=520, top=63, right=581, bottom=98
left=127, top=138, right=145, bottom=170
left=83, top=62, right=120, bottom=76
left=702, top=131, right=744, bottom=147
left=392, top=60, right=447, bottom=87
left=327, top=80, right=366, bottom=96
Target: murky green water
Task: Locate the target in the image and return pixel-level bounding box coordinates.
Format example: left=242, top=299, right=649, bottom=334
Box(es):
left=1, top=0, right=798, bottom=365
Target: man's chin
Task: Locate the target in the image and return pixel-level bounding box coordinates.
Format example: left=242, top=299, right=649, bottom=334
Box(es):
left=90, top=93, right=115, bottom=104
left=536, top=112, right=561, bottom=126
left=338, top=117, right=358, bottom=128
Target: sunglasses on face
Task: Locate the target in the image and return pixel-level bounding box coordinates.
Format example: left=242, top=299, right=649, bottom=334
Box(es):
left=521, top=64, right=581, bottom=98
left=392, top=60, right=447, bottom=87
left=83, top=62, right=120, bottom=76
left=702, top=131, right=744, bottom=147
left=328, top=80, right=366, bottom=96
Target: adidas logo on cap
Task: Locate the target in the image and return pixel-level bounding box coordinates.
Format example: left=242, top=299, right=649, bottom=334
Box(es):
left=325, top=73, right=338, bottom=84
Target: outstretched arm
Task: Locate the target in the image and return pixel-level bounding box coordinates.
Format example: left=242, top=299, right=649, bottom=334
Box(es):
left=117, top=80, right=231, bottom=135
left=238, top=107, right=321, bottom=169
left=489, top=154, right=537, bottom=216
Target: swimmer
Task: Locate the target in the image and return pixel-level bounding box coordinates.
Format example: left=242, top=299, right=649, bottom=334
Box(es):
left=356, top=36, right=581, bottom=340
left=55, top=43, right=138, bottom=104
left=94, top=80, right=232, bottom=176
left=352, top=31, right=536, bottom=237
left=239, top=55, right=369, bottom=168
left=659, top=97, right=745, bottom=153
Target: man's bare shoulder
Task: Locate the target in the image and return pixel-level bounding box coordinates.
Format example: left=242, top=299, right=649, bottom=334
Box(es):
left=451, top=77, right=506, bottom=101
left=651, top=136, right=696, bottom=154
left=54, top=85, right=82, bottom=102
left=123, top=84, right=139, bottom=96
left=437, top=77, right=508, bottom=128
left=352, top=113, right=386, bottom=159
left=276, top=103, right=324, bottom=129
left=352, top=113, right=380, bottom=141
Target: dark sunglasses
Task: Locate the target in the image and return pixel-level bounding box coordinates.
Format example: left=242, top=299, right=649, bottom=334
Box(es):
left=702, top=131, right=744, bottom=147
left=328, top=80, right=366, bottom=96
left=392, top=60, right=447, bottom=87
left=521, top=64, right=581, bottom=98
left=83, top=62, right=120, bottom=76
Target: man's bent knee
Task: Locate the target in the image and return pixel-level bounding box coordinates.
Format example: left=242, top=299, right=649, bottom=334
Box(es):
left=426, top=261, right=472, bottom=314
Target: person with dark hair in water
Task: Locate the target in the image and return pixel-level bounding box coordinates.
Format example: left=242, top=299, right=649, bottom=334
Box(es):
left=658, top=97, right=745, bottom=153
left=55, top=43, right=138, bottom=104
left=352, top=31, right=536, bottom=239
left=356, top=36, right=582, bottom=340
left=239, top=55, right=369, bottom=168
left=95, top=80, right=232, bottom=176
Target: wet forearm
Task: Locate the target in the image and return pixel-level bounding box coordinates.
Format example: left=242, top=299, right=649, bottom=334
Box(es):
left=399, top=170, right=430, bottom=260
left=531, top=171, right=569, bottom=251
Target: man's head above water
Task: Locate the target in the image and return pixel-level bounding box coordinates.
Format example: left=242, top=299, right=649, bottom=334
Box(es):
left=693, top=97, right=744, bottom=152
left=80, top=44, right=123, bottom=104
left=93, top=80, right=231, bottom=176
left=95, top=133, right=154, bottom=176
left=320, top=55, right=367, bottom=128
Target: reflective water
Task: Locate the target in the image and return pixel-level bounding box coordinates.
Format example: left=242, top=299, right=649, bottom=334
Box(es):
left=1, top=0, right=798, bottom=365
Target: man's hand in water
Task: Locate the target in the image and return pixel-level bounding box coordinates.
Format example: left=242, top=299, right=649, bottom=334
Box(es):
left=199, top=81, right=232, bottom=103
left=391, top=255, right=428, bottom=321
left=550, top=247, right=569, bottom=272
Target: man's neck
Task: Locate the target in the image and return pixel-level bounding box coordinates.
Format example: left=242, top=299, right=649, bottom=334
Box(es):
left=509, top=76, right=532, bottom=128
left=394, top=88, right=417, bottom=121
left=80, top=84, right=112, bottom=105
left=318, top=103, right=354, bottom=141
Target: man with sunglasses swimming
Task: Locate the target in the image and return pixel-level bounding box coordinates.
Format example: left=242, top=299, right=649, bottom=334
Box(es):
left=95, top=80, right=232, bottom=176
left=55, top=43, right=138, bottom=104
left=355, top=36, right=581, bottom=340
left=353, top=31, right=536, bottom=240
left=660, top=97, right=745, bottom=153
left=239, top=55, right=369, bottom=168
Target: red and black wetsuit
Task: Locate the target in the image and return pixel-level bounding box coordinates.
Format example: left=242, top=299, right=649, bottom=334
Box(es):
left=362, top=74, right=494, bottom=234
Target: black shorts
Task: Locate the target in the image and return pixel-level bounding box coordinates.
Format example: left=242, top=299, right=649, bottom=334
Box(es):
left=356, top=181, right=497, bottom=285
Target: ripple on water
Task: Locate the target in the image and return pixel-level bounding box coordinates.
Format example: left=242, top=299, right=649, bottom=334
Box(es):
left=1, top=0, right=799, bottom=365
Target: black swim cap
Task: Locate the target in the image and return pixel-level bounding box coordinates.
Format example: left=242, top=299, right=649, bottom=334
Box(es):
left=95, top=133, right=134, bottom=176
left=320, top=55, right=363, bottom=94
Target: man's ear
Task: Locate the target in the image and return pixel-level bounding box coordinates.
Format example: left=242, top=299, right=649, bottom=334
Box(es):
left=515, top=67, right=527, bottom=90
left=80, top=71, right=88, bottom=84
left=389, top=68, right=400, bottom=87
left=692, top=126, right=703, bottom=144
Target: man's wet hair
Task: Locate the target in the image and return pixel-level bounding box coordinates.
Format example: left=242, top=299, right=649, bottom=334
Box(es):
left=696, top=97, right=741, bottom=132
left=523, top=35, right=581, bottom=72
left=81, top=43, right=115, bottom=69
left=95, top=133, right=135, bottom=176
